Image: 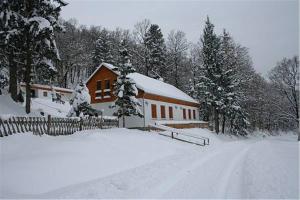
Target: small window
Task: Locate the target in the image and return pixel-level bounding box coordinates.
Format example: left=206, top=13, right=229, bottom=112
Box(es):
left=183, top=108, right=186, bottom=119
left=30, top=89, right=36, bottom=98
left=193, top=110, right=196, bottom=119
left=151, top=104, right=157, bottom=119
left=96, top=80, right=102, bottom=91
left=169, top=106, right=173, bottom=119
left=161, top=105, right=166, bottom=119
left=43, top=91, right=48, bottom=97
left=105, top=80, right=110, bottom=90
left=104, top=91, right=110, bottom=98
left=96, top=92, right=102, bottom=98
left=188, top=109, right=191, bottom=119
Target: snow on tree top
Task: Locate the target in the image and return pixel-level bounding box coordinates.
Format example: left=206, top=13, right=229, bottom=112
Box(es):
left=87, top=63, right=199, bottom=104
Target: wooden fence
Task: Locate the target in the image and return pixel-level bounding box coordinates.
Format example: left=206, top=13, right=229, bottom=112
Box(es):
left=0, top=115, right=119, bottom=137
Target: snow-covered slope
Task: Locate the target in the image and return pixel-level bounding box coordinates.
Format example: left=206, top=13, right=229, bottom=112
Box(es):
left=0, top=128, right=298, bottom=199
left=0, top=94, right=71, bottom=117
left=0, top=94, right=28, bottom=116
left=31, top=98, right=71, bottom=117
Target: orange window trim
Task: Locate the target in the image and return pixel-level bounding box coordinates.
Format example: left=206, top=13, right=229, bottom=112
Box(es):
left=151, top=104, right=157, bottom=119
left=161, top=105, right=166, bottom=119
left=169, top=106, right=173, bottom=119
left=183, top=108, right=186, bottom=119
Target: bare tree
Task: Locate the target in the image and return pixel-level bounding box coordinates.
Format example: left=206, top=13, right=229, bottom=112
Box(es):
left=269, top=56, right=299, bottom=138
left=166, top=30, right=189, bottom=89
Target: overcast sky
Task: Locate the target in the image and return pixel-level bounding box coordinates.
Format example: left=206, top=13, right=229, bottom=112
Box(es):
left=61, top=0, right=299, bottom=76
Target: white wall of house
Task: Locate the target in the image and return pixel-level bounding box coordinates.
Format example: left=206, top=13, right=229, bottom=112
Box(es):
left=91, top=97, right=199, bottom=128
left=20, top=87, right=72, bottom=102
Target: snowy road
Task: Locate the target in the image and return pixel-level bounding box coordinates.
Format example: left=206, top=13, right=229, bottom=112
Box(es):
left=0, top=129, right=298, bottom=199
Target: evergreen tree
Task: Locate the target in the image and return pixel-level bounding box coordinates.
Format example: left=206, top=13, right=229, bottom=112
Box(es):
left=0, top=0, right=67, bottom=113
left=93, top=29, right=115, bottom=67
left=0, top=0, right=24, bottom=101
left=113, top=40, right=143, bottom=127
left=145, top=24, right=166, bottom=79
left=219, top=30, right=249, bottom=135
left=198, top=17, right=223, bottom=133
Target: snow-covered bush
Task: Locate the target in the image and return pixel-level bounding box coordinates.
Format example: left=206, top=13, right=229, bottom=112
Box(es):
left=68, top=81, right=100, bottom=117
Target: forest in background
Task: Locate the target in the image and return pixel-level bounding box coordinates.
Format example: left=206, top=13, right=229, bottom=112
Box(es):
left=0, top=0, right=298, bottom=135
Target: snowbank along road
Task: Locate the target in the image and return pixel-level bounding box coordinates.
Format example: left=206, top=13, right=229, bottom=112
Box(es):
left=0, top=128, right=298, bottom=199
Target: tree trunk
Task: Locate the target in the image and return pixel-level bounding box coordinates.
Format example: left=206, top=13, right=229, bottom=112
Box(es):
left=222, top=114, right=226, bottom=134
left=214, top=107, right=219, bottom=134
left=24, top=0, right=32, bottom=114
left=25, top=53, right=31, bottom=114
left=122, top=115, right=125, bottom=128
left=8, top=50, right=18, bottom=102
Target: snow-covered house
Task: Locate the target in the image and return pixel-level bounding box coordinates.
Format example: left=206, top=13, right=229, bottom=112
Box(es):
left=86, top=63, right=201, bottom=128
left=20, top=83, right=73, bottom=102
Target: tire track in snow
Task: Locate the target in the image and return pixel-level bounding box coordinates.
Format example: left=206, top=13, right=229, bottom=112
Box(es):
left=160, top=141, right=254, bottom=198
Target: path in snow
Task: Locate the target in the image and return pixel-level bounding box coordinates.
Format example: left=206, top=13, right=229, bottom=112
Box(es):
left=1, top=129, right=298, bottom=199
left=37, top=137, right=298, bottom=199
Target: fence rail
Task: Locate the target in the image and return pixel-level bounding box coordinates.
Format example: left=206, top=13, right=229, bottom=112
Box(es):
left=0, top=115, right=119, bottom=137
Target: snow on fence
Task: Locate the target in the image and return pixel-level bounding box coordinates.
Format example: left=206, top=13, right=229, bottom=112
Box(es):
left=0, top=115, right=119, bottom=137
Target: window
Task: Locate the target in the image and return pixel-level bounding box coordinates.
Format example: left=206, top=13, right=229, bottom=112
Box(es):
left=161, top=105, right=166, bottom=119
left=96, top=92, right=102, bottom=98
left=104, top=80, right=111, bottom=98
left=30, top=89, right=36, bottom=98
left=183, top=108, right=186, bottom=119
left=193, top=110, right=196, bottom=119
left=105, top=80, right=110, bottom=90
left=188, top=109, right=191, bottom=119
left=96, top=80, right=102, bottom=91
left=95, top=81, right=102, bottom=99
left=169, top=106, right=173, bottom=119
left=43, top=91, right=47, bottom=97
left=151, top=104, right=157, bottom=119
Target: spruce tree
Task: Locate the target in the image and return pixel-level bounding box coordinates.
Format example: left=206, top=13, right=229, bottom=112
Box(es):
left=0, top=0, right=24, bottom=101
left=219, top=30, right=249, bottom=135
left=113, top=40, right=143, bottom=127
left=0, top=0, right=67, bottom=113
left=93, top=29, right=115, bottom=67
left=145, top=24, right=166, bottom=79
left=198, top=17, right=223, bottom=133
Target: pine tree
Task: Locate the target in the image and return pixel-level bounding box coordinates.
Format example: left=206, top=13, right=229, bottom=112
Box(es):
left=113, top=40, right=143, bottom=127
left=93, top=29, right=115, bottom=67
left=198, top=17, right=223, bottom=133
left=0, top=0, right=24, bottom=101
left=68, top=80, right=100, bottom=117
left=0, top=0, right=67, bottom=113
left=222, top=30, right=249, bottom=135
left=145, top=24, right=166, bottom=79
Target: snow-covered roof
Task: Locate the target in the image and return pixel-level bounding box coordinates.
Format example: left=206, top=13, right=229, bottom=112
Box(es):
left=128, top=73, right=198, bottom=103
left=86, top=63, right=118, bottom=83
left=86, top=63, right=198, bottom=104
left=20, top=83, right=73, bottom=93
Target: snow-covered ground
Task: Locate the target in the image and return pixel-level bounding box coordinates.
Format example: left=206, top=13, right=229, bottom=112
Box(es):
left=0, top=128, right=298, bottom=199
left=0, top=93, right=70, bottom=117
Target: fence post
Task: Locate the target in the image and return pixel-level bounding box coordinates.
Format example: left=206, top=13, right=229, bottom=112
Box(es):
left=47, top=115, right=51, bottom=135
left=171, top=132, right=174, bottom=139
left=79, top=117, right=83, bottom=131
left=100, top=113, right=103, bottom=129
